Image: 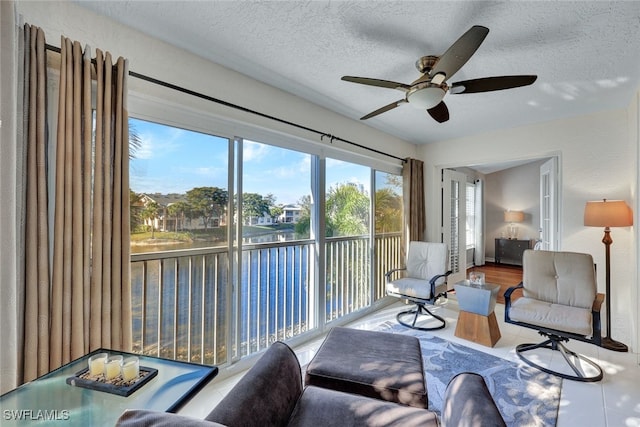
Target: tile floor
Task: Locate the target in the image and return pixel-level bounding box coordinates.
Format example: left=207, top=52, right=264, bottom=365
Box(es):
left=182, top=297, right=640, bottom=426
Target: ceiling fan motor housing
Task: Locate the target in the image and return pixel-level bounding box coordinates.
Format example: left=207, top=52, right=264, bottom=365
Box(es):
left=415, top=55, right=440, bottom=74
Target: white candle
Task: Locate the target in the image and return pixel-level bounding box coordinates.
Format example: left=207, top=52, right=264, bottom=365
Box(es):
left=88, top=353, right=108, bottom=377
left=104, top=355, right=123, bottom=380
left=122, top=357, right=139, bottom=381
left=90, top=359, right=104, bottom=376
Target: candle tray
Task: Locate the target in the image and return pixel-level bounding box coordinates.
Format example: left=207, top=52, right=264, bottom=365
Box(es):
left=66, top=366, right=158, bottom=396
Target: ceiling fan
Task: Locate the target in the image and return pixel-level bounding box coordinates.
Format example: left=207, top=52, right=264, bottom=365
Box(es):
left=342, top=25, right=537, bottom=123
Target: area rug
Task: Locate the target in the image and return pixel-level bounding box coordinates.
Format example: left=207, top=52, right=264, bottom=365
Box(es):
left=376, top=321, right=562, bottom=427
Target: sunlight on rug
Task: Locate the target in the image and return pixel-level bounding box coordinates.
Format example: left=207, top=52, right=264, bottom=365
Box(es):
left=376, top=321, right=562, bottom=427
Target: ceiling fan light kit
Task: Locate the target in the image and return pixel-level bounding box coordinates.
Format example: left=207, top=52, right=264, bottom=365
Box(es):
left=407, top=84, right=446, bottom=110
left=342, top=25, right=537, bottom=123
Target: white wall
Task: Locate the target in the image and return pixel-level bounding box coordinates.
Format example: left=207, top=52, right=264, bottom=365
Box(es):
left=421, top=107, right=639, bottom=351
left=630, top=90, right=639, bottom=358
left=484, top=159, right=545, bottom=259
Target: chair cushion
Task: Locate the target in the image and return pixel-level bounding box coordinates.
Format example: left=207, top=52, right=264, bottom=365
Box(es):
left=406, top=242, right=448, bottom=281
left=508, top=296, right=593, bottom=336
left=386, top=277, right=435, bottom=300
left=305, top=327, right=428, bottom=409
left=522, top=250, right=596, bottom=308
left=288, top=386, right=438, bottom=427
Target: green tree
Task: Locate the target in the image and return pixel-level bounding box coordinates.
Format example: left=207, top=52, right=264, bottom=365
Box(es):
left=186, top=187, right=228, bottom=230
left=141, top=200, right=159, bottom=238
left=130, top=190, right=145, bottom=232
left=270, top=205, right=284, bottom=222
left=385, top=173, right=402, bottom=189
left=167, top=201, right=192, bottom=232
left=242, top=193, right=272, bottom=225
left=264, top=193, right=276, bottom=206
left=375, top=187, right=402, bottom=233
left=295, top=195, right=312, bottom=236
left=128, top=120, right=143, bottom=160
left=326, top=183, right=370, bottom=237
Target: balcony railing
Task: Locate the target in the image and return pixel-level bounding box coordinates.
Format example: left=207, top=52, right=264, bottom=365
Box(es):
left=239, top=240, right=314, bottom=357
left=131, top=247, right=229, bottom=365
left=325, top=236, right=371, bottom=322
left=130, top=233, right=401, bottom=366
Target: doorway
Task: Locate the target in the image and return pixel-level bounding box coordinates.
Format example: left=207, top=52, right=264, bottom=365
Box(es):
left=441, top=155, right=560, bottom=269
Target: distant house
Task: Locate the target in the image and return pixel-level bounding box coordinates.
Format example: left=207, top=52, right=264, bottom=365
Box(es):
left=247, top=212, right=274, bottom=226
left=279, top=204, right=302, bottom=224
left=139, top=193, right=182, bottom=232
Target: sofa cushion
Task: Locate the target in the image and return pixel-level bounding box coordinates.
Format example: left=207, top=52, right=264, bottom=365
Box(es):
left=288, top=385, right=438, bottom=427
left=305, top=327, right=427, bottom=408
left=116, top=409, right=227, bottom=427
left=441, top=372, right=506, bottom=427
left=206, top=342, right=303, bottom=427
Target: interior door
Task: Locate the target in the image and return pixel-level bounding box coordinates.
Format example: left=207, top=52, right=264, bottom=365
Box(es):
left=442, top=169, right=467, bottom=284
left=539, top=158, right=558, bottom=250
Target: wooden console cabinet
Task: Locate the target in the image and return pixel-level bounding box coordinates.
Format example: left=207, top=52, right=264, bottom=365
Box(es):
left=494, top=238, right=532, bottom=266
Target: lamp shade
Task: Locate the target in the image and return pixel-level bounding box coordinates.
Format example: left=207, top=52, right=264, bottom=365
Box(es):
left=504, top=210, right=524, bottom=223
left=584, top=199, right=633, bottom=227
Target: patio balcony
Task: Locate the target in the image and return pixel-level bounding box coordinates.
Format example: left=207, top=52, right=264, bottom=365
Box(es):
left=130, top=233, right=401, bottom=367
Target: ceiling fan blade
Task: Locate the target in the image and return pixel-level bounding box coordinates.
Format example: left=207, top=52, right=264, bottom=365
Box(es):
left=360, top=99, right=407, bottom=120
left=427, top=101, right=449, bottom=123
left=430, top=25, right=489, bottom=81
left=342, top=76, right=411, bottom=91
left=450, top=75, right=538, bottom=94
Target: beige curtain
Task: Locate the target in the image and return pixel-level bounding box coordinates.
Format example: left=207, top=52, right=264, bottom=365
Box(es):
left=402, top=158, right=426, bottom=258
left=22, top=24, right=51, bottom=382
left=22, top=29, right=132, bottom=382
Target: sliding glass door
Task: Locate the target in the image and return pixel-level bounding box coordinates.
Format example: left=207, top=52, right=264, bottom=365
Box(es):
left=324, top=158, right=371, bottom=322
left=128, top=116, right=402, bottom=365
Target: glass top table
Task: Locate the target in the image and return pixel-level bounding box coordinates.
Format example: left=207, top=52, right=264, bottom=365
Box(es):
left=0, top=348, right=218, bottom=426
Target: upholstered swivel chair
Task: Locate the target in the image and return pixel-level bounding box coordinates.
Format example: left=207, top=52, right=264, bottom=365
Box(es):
left=504, top=250, right=604, bottom=382
left=386, top=242, right=452, bottom=330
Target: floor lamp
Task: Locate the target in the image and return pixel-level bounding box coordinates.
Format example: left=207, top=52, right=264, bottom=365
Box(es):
left=584, top=199, right=633, bottom=352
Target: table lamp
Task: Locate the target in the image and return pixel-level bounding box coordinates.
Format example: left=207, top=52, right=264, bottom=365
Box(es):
left=584, top=199, right=633, bottom=352
left=504, top=210, right=524, bottom=239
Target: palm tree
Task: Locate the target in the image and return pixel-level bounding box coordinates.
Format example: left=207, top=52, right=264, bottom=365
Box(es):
left=129, top=190, right=145, bottom=232
left=167, top=201, right=191, bottom=232
left=141, top=201, right=159, bottom=239
left=129, top=120, right=142, bottom=160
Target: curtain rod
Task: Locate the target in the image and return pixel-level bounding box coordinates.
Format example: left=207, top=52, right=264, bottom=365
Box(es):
left=45, top=43, right=405, bottom=163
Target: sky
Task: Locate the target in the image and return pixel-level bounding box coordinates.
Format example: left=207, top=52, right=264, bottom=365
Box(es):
left=130, top=118, right=380, bottom=205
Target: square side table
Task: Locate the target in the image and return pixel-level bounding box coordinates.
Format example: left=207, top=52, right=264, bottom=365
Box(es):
left=453, top=280, right=501, bottom=347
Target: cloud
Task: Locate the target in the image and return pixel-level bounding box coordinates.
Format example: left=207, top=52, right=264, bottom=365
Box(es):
left=243, top=140, right=271, bottom=162
left=267, top=157, right=310, bottom=179
left=131, top=175, right=186, bottom=194
left=133, top=127, right=185, bottom=160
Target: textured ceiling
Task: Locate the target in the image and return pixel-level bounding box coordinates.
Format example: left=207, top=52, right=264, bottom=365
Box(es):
left=75, top=1, right=640, bottom=145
